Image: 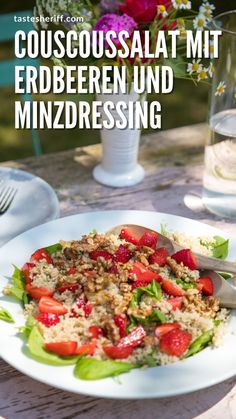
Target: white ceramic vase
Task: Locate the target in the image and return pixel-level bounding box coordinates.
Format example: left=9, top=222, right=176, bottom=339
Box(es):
left=93, top=87, right=145, bottom=187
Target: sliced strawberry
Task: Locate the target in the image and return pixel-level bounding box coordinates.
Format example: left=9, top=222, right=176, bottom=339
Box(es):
left=168, top=297, right=183, bottom=310
left=172, top=249, right=197, bottom=270
left=109, top=263, right=118, bottom=274
left=44, top=341, right=77, bottom=356
left=84, top=303, right=93, bottom=317
left=75, top=340, right=97, bottom=356
left=90, top=250, right=112, bottom=261
left=114, top=314, right=127, bottom=338
left=139, top=231, right=158, bottom=249
left=72, top=297, right=93, bottom=318
left=103, top=345, right=133, bottom=359
left=21, top=262, right=36, bottom=285
left=113, top=245, right=132, bottom=263
left=36, top=312, right=60, bottom=328
left=57, top=283, right=80, bottom=294
left=120, top=228, right=139, bottom=245
left=159, top=328, right=192, bottom=357
left=30, top=249, right=53, bottom=264
left=89, top=325, right=106, bottom=339
left=25, top=284, right=54, bottom=300
left=197, top=276, right=214, bottom=296
left=84, top=270, right=97, bottom=277
left=155, top=322, right=180, bottom=339
left=117, top=325, right=146, bottom=349
left=149, top=247, right=169, bottom=267
left=161, top=278, right=185, bottom=297
left=38, top=296, right=68, bottom=315
left=67, top=267, right=77, bottom=275
left=130, top=262, right=161, bottom=282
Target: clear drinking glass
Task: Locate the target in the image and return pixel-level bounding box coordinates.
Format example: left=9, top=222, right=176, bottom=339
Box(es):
left=202, top=10, right=236, bottom=218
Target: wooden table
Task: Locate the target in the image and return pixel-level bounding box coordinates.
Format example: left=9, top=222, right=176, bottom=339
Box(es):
left=0, top=124, right=235, bottom=419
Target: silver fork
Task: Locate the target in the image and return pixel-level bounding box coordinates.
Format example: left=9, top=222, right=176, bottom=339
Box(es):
left=0, top=183, right=17, bottom=215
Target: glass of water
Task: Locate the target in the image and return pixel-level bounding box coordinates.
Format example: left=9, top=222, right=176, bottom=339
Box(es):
left=203, top=10, right=236, bottom=218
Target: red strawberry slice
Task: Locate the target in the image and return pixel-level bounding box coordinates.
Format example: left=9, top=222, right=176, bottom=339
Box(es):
left=155, top=323, right=180, bottom=339
left=72, top=297, right=93, bottom=318
left=75, top=341, right=97, bottom=356
left=149, top=247, right=169, bottom=267
left=114, top=314, right=127, bottom=338
left=172, top=249, right=197, bottom=270
left=39, top=296, right=68, bottom=315
left=67, top=267, right=77, bottom=275
left=120, top=228, right=139, bottom=245
left=89, top=325, right=106, bottom=339
left=30, top=249, right=53, bottom=264
left=113, top=245, right=132, bottom=263
left=197, top=276, right=214, bottom=296
left=159, top=328, right=192, bottom=357
left=21, top=262, right=36, bottom=285
left=57, top=283, right=80, bottom=294
left=44, top=341, right=77, bottom=356
left=109, top=263, right=118, bottom=274
left=117, top=325, right=146, bottom=349
left=36, top=312, right=60, bottom=328
left=168, top=297, right=183, bottom=310
left=130, top=262, right=161, bottom=282
left=139, top=231, right=158, bottom=249
left=103, top=345, right=133, bottom=359
left=161, top=279, right=185, bottom=297
left=25, top=284, right=54, bottom=300
left=90, top=250, right=112, bottom=261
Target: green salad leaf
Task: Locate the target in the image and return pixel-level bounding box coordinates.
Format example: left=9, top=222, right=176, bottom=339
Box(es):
left=74, top=357, right=138, bottom=380
left=218, top=272, right=232, bottom=280
left=6, top=286, right=25, bottom=301
left=0, top=306, right=14, bottom=323
left=212, top=236, right=229, bottom=260
left=185, top=329, right=214, bottom=358
left=44, top=243, right=62, bottom=255
left=27, top=326, right=78, bottom=366
left=130, top=281, right=162, bottom=307
left=12, top=265, right=25, bottom=289
left=176, top=279, right=196, bottom=290
left=140, top=353, right=157, bottom=368
left=160, top=224, right=168, bottom=237
left=145, top=310, right=166, bottom=324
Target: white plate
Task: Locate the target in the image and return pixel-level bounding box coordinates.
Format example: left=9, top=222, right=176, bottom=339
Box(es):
left=0, top=167, right=60, bottom=246
left=0, top=210, right=235, bottom=399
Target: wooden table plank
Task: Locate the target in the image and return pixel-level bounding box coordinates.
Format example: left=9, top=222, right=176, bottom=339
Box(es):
left=0, top=123, right=235, bottom=418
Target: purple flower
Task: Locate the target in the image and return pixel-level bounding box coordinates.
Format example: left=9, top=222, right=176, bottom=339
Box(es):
left=100, top=0, right=120, bottom=15
left=94, top=13, right=137, bottom=45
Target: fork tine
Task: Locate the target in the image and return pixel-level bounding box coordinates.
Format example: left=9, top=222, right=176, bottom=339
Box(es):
left=0, top=187, right=17, bottom=214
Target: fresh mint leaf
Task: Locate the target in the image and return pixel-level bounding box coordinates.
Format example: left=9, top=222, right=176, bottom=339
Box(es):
left=44, top=243, right=62, bottom=255
left=74, top=357, right=138, bottom=380
left=130, top=281, right=162, bottom=307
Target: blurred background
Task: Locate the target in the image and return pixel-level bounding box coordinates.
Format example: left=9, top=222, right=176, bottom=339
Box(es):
left=0, top=0, right=235, bottom=161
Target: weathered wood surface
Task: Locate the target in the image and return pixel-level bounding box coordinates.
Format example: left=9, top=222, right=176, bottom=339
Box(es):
left=0, top=123, right=235, bottom=419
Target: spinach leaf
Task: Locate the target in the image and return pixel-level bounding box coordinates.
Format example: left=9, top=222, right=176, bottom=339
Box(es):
left=185, top=329, right=214, bottom=358
left=218, top=272, right=232, bottom=280
left=74, top=357, right=138, bottom=380
left=130, top=281, right=162, bottom=307
left=0, top=307, right=14, bottom=323
left=27, top=326, right=78, bottom=366
left=141, top=353, right=157, bottom=368
left=212, top=236, right=229, bottom=260
left=12, top=265, right=25, bottom=289
left=44, top=243, right=62, bottom=255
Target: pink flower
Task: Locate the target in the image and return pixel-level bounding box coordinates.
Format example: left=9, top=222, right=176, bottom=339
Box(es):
left=94, top=13, right=137, bottom=45
left=120, top=0, right=172, bottom=24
